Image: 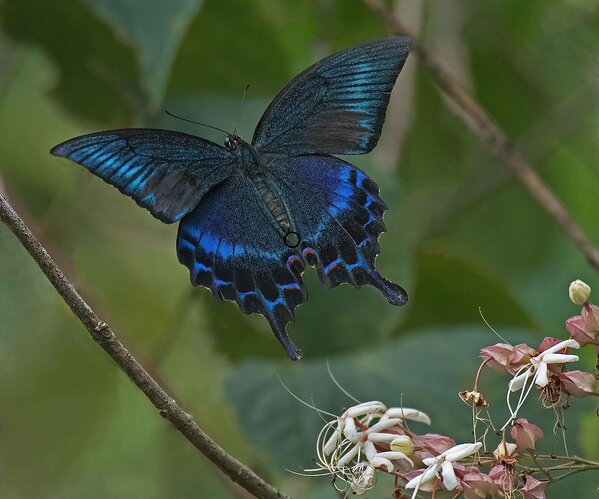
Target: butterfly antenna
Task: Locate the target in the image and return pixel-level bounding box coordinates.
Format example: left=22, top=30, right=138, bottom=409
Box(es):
left=165, top=110, right=231, bottom=136
left=233, top=83, right=251, bottom=136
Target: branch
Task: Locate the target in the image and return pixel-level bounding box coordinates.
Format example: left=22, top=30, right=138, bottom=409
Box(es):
left=0, top=193, right=290, bottom=499
left=363, top=0, right=599, bottom=272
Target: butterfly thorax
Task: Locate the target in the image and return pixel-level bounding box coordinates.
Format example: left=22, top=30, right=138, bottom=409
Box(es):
left=225, top=135, right=297, bottom=245
left=225, top=135, right=264, bottom=176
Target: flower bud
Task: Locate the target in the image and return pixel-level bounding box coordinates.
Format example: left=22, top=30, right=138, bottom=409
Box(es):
left=493, top=441, right=517, bottom=461
left=569, top=279, right=591, bottom=305
left=390, top=435, right=414, bottom=455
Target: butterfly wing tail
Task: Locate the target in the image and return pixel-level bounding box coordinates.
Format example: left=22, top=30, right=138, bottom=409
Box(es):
left=265, top=315, right=303, bottom=360
left=370, top=272, right=408, bottom=306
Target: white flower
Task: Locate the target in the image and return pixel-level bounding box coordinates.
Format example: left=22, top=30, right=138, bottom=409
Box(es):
left=508, top=339, right=580, bottom=392
left=312, top=401, right=424, bottom=495
left=504, top=339, right=580, bottom=428
left=405, top=442, right=482, bottom=498
left=383, top=407, right=432, bottom=425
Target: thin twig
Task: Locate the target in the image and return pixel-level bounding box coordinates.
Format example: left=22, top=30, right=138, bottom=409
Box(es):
left=363, top=0, right=599, bottom=272
left=0, top=193, right=290, bottom=499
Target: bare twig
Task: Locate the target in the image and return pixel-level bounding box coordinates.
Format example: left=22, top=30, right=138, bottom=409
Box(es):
left=0, top=193, right=290, bottom=499
left=363, top=0, right=599, bottom=271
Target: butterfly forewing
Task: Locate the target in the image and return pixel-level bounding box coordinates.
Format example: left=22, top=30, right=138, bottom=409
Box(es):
left=252, top=37, right=412, bottom=157
left=51, top=129, right=234, bottom=223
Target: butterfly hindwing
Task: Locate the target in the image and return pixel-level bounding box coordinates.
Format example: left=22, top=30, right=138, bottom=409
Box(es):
left=267, top=155, right=407, bottom=305
left=51, top=129, right=234, bottom=223
left=176, top=172, right=307, bottom=360
left=177, top=155, right=406, bottom=360
left=252, top=37, right=412, bottom=157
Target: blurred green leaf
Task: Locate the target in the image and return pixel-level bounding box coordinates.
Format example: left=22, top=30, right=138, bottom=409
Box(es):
left=400, top=251, right=536, bottom=332
left=225, top=327, right=518, bottom=469
left=85, top=0, right=203, bottom=113
left=0, top=228, right=119, bottom=497
left=0, top=0, right=140, bottom=123
left=167, top=0, right=294, bottom=98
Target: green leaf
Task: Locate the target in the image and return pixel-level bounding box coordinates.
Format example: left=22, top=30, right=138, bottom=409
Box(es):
left=167, top=0, right=294, bottom=97
left=0, top=230, right=119, bottom=496
left=0, top=0, right=140, bottom=123
left=85, top=0, right=203, bottom=113
left=400, top=251, right=536, bottom=332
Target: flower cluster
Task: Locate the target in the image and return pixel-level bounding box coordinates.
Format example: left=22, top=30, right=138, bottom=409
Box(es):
left=481, top=280, right=599, bottom=428
left=312, top=400, right=552, bottom=497
left=312, top=400, right=483, bottom=496
left=307, top=279, right=599, bottom=498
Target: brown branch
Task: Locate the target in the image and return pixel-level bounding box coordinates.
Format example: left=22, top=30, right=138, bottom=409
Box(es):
left=363, top=0, right=599, bottom=272
left=0, top=193, right=290, bottom=499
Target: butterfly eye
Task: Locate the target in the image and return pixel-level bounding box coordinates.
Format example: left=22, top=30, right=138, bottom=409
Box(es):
left=224, top=137, right=231, bottom=148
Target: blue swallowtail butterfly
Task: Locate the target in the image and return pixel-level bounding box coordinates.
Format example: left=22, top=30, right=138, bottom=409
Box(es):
left=51, top=38, right=412, bottom=360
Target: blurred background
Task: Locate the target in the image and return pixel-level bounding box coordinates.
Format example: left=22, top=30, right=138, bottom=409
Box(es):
left=1, top=0, right=598, bottom=497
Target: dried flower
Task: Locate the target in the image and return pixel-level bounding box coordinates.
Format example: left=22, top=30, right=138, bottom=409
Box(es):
left=460, top=390, right=489, bottom=408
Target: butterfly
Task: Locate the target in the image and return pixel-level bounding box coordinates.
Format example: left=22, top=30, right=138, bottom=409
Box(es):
left=51, top=37, right=412, bottom=360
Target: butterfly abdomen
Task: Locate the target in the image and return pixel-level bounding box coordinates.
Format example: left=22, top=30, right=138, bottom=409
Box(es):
left=230, top=138, right=298, bottom=243
left=252, top=175, right=293, bottom=233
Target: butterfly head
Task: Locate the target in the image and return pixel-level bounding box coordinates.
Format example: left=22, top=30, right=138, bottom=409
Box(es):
left=224, top=135, right=243, bottom=150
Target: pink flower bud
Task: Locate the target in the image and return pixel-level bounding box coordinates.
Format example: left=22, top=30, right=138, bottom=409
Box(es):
left=582, top=303, right=599, bottom=333
left=558, top=370, right=599, bottom=397
left=566, top=315, right=596, bottom=346
left=510, top=418, right=543, bottom=450
left=519, top=476, right=547, bottom=499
